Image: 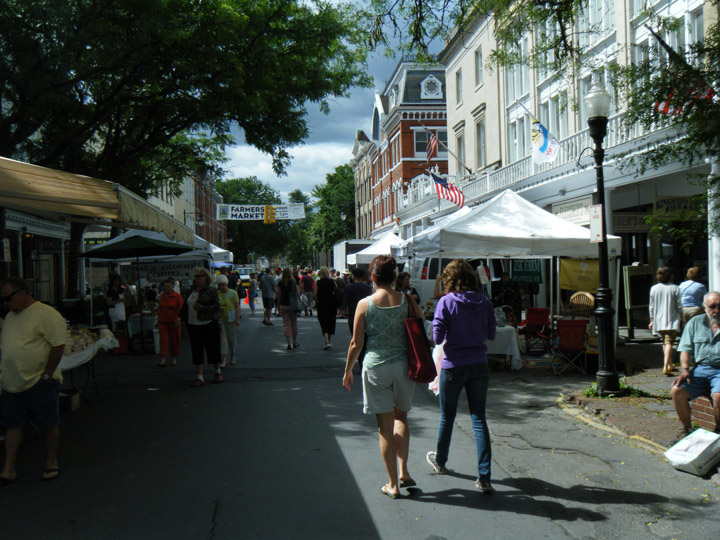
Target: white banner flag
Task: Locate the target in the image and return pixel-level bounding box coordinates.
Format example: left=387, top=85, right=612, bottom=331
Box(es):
left=216, top=203, right=305, bottom=221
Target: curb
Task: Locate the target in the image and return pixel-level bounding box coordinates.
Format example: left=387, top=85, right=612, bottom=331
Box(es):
left=556, top=396, right=668, bottom=457
left=557, top=397, right=720, bottom=486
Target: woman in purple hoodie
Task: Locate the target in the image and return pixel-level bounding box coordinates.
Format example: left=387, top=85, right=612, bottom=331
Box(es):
left=427, top=259, right=497, bottom=494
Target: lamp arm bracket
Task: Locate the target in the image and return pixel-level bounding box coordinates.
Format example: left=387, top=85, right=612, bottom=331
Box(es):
left=576, top=146, right=594, bottom=169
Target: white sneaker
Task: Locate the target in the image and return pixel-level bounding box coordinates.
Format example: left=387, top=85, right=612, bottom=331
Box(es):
left=322, top=343, right=330, bottom=350
left=426, top=451, right=447, bottom=474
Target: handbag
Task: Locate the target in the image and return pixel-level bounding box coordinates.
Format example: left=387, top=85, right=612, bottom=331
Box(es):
left=289, top=284, right=303, bottom=313
left=404, top=293, right=436, bottom=383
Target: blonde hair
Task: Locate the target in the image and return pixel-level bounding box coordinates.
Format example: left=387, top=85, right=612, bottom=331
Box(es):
left=194, top=267, right=213, bottom=284
left=317, top=266, right=330, bottom=279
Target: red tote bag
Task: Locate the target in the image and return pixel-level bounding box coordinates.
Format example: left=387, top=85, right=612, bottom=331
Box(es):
left=404, top=294, right=436, bottom=383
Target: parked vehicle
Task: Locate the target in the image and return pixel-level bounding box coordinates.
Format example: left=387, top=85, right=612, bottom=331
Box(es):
left=234, top=266, right=255, bottom=288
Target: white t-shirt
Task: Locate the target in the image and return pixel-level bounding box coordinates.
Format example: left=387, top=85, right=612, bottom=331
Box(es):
left=186, top=292, right=210, bottom=326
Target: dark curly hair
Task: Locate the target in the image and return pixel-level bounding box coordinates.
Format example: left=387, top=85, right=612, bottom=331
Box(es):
left=442, top=259, right=479, bottom=293
left=369, top=255, right=397, bottom=286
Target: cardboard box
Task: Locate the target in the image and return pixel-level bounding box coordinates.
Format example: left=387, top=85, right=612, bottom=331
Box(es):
left=59, top=390, right=81, bottom=413
left=665, top=429, right=720, bottom=476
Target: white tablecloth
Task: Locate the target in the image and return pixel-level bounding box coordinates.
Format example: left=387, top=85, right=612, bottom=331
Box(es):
left=487, top=326, right=522, bottom=370
left=59, top=336, right=119, bottom=371
left=127, top=314, right=157, bottom=338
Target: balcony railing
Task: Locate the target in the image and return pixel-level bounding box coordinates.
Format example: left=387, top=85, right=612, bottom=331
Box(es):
left=400, top=111, right=656, bottom=212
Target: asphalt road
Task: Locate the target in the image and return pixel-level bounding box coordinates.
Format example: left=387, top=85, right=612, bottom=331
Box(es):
left=1, top=312, right=719, bottom=539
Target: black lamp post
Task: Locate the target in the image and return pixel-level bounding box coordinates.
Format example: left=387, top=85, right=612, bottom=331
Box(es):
left=584, top=80, right=620, bottom=395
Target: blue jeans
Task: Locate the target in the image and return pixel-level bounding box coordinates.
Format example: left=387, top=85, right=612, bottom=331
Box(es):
left=436, top=362, right=491, bottom=481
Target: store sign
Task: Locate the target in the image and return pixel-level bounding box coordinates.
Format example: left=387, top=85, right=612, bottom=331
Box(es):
left=613, top=213, right=651, bottom=233
left=216, top=203, right=305, bottom=221
left=653, top=196, right=702, bottom=220
left=552, top=196, right=592, bottom=225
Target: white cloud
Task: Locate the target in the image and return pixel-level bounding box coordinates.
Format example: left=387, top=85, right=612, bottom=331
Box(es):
left=224, top=141, right=354, bottom=201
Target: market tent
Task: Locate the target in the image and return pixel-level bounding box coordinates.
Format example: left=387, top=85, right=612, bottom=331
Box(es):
left=347, top=231, right=404, bottom=265
left=396, top=205, right=472, bottom=258
left=191, top=234, right=233, bottom=264
left=82, top=229, right=194, bottom=342
left=82, top=229, right=194, bottom=259
left=407, top=189, right=622, bottom=259
left=0, top=156, right=192, bottom=244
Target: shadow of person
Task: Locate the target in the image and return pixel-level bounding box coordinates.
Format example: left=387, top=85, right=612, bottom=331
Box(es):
left=405, top=487, right=606, bottom=522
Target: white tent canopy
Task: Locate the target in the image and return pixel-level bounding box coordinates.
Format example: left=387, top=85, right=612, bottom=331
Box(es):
left=347, top=231, right=404, bottom=265
left=192, top=234, right=233, bottom=263
left=407, top=189, right=622, bottom=259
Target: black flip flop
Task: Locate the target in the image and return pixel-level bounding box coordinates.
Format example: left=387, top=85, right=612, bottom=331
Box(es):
left=0, top=476, right=17, bottom=487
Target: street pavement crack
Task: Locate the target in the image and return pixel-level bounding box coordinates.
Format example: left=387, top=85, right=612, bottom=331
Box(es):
left=209, top=497, right=220, bottom=539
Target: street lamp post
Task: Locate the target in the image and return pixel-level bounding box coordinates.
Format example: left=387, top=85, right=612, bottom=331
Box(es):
left=584, top=79, right=620, bottom=395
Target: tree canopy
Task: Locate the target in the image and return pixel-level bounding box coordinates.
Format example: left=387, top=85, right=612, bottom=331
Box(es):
left=309, top=164, right=356, bottom=252
left=0, top=0, right=371, bottom=194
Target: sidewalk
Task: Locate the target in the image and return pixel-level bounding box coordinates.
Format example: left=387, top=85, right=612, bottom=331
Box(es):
left=555, top=328, right=716, bottom=460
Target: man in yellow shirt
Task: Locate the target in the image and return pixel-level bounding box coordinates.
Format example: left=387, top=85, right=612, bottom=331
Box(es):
left=0, top=278, right=66, bottom=486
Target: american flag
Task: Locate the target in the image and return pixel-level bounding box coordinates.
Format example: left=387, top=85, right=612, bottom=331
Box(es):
left=654, top=86, right=715, bottom=116
left=431, top=172, right=465, bottom=208
left=426, top=130, right=439, bottom=164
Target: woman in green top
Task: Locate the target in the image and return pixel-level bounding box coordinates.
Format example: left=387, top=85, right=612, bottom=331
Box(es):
left=216, top=274, right=240, bottom=367
left=343, top=255, right=423, bottom=499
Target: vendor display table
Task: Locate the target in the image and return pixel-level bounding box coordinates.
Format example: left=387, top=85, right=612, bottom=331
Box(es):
left=59, top=335, right=119, bottom=398
left=127, top=313, right=157, bottom=338
left=487, top=325, right=522, bottom=370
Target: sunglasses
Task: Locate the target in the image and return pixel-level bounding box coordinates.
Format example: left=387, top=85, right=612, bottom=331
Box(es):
left=706, top=304, right=720, bottom=310
left=1, top=289, right=20, bottom=303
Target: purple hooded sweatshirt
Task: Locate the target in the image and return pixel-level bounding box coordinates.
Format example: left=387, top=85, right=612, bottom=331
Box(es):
left=432, top=291, right=497, bottom=369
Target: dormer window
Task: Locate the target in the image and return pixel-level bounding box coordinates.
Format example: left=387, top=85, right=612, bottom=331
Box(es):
left=421, top=75, right=442, bottom=99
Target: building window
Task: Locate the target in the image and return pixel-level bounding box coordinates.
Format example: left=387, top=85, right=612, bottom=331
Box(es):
left=474, top=47, right=483, bottom=86
left=414, top=130, right=448, bottom=158
left=505, top=37, right=529, bottom=103
left=475, top=122, right=485, bottom=170
left=455, top=69, right=463, bottom=104
left=456, top=133, right=465, bottom=173
left=420, top=75, right=443, bottom=99
left=508, top=115, right=529, bottom=163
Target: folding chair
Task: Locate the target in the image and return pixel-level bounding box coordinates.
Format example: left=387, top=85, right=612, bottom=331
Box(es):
left=569, top=291, right=595, bottom=319
left=518, top=307, right=552, bottom=356
left=552, top=319, right=587, bottom=375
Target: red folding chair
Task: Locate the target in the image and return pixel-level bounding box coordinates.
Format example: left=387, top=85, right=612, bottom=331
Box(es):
left=518, top=307, right=552, bottom=356
left=552, top=319, right=587, bottom=375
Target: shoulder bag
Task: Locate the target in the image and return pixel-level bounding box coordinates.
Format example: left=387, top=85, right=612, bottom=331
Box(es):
left=404, top=293, right=436, bottom=383
left=289, top=283, right=303, bottom=313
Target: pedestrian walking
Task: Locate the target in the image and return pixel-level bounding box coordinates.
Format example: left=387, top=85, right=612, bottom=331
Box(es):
left=342, top=255, right=423, bottom=499
left=258, top=268, right=277, bottom=326
left=183, top=267, right=223, bottom=387
left=395, top=271, right=421, bottom=306
left=247, top=272, right=258, bottom=315
left=0, top=277, right=66, bottom=485
left=300, top=268, right=315, bottom=316
left=679, top=266, right=707, bottom=322
left=216, top=274, right=240, bottom=367
left=106, top=273, right=126, bottom=333
left=316, top=266, right=338, bottom=349
left=427, top=259, right=497, bottom=494
left=344, top=268, right=373, bottom=336
left=277, top=268, right=300, bottom=349
left=649, top=266, right=683, bottom=375
left=156, top=278, right=183, bottom=367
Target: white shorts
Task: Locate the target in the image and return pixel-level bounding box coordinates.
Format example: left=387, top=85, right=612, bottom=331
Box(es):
left=362, top=360, right=416, bottom=414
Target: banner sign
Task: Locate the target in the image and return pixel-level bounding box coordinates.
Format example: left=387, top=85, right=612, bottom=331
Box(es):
left=125, top=260, right=203, bottom=283
left=559, top=259, right=599, bottom=293
left=216, top=204, right=305, bottom=221
left=511, top=260, right=542, bottom=283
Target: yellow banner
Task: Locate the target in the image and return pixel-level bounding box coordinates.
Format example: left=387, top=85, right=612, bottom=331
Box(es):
left=560, top=259, right=599, bottom=293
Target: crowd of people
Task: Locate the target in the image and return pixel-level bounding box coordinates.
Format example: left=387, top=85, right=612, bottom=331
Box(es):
left=2, top=258, right=718, bottom=495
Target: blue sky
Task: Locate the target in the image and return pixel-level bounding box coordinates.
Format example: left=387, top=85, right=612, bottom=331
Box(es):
left=224, top=52, right=397, bottom=201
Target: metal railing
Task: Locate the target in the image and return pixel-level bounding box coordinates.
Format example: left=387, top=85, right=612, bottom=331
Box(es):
left=400, top=111, right=655, bottom=210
